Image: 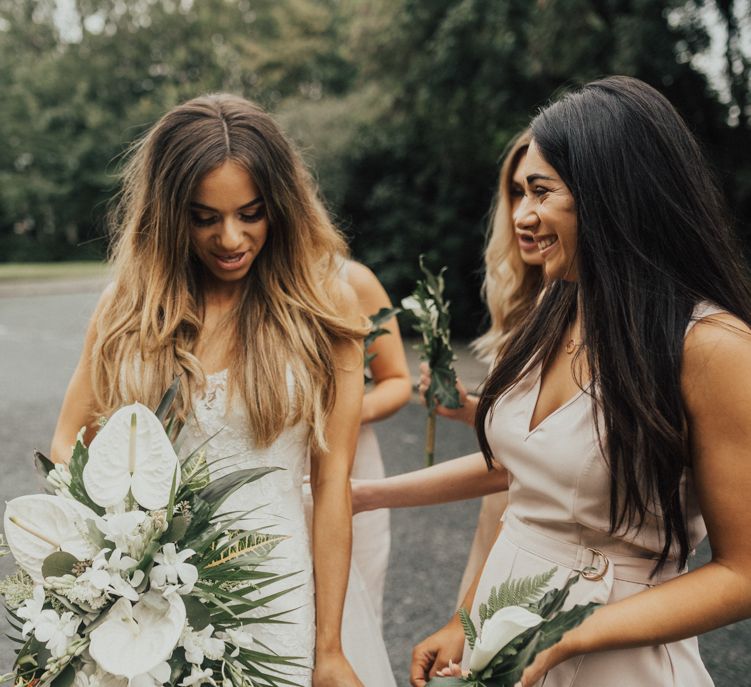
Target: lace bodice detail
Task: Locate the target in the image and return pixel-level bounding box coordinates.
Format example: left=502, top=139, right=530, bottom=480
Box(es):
left=181, top=368, right=315, bottom=681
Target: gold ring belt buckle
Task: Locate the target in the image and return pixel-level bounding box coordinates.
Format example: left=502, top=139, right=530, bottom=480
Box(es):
left=580, top=547, right=610, bottom=581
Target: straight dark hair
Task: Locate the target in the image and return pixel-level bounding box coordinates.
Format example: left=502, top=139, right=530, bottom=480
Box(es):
left=476, top=76, right=751, bottom=571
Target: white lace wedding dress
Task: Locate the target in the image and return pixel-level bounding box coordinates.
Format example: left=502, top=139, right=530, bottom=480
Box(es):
left=182, top=369, right=396, bottom=687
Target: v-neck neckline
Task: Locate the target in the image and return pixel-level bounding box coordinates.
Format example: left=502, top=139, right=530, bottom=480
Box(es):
left=525, top=364, right=590, bottom=438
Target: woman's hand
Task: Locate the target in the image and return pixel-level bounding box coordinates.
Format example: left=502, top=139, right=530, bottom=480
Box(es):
left=410, top=615, right=466, bottom=687
left=312, top=650, right=365, bottom=687
left=418, top=362, right=476, bottom=425
left=517, top=638, right=573, bottom=686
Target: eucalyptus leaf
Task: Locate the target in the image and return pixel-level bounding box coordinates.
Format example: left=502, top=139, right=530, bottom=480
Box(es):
left=42, top=551, right=79, bottom=579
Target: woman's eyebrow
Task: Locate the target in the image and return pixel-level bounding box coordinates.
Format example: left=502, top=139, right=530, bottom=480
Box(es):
left=526, top=173, right=556, bottom=184
left=190, top=196, right=263, bottom=212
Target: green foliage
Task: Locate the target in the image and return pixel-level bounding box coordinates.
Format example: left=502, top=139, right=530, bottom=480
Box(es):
left=478, top=567, right=556, bottom=627
left=67, top=439, right=104, bottom=515
left=364, top=306, right=401, bottom=376
left=459, top=606, right=478, bottom=650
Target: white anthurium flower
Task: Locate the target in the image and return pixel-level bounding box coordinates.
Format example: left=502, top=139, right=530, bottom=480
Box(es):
left=83, top=403, right=180, bottom=511
left=469, top=606, right=544, bottom=673
left=150, top=544, right=198, bottom=594
left=3, top=494, right=100, bottom=583
left=89, top=590, right=186, bottom=679
left=179, top=666, right=216, bottom=687
left=129, top=662, right=171, bottom=687
left=16, top=585, right=46, bottom=637
left=34, top=609, right=81, bottom=658
left=180, top=623, right=225, bottom=665
left=217, top=627, right=254, bottom=657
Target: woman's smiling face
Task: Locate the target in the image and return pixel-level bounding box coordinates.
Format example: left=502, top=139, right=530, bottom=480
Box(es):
left=514, top=140, right=578, bottom=281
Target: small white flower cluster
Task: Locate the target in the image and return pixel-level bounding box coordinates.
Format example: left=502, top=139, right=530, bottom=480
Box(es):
left=17, top=587, right=82, bottom=659
left=98, top=508, right=167, bottom=560
left=47, top=548, right=145, bottom=612
left=151, top=543, right=198, bottom=594
left=177, top=623, right=254, bottom=687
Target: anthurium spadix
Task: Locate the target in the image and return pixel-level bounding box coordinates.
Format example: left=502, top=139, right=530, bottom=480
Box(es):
left=3, top=494, right=100, bottom=584
left=83, top=403, right=180, bottom=511
left=89, top=590, right=186, bottom=679
left=468, top=606, right=544, bottom=673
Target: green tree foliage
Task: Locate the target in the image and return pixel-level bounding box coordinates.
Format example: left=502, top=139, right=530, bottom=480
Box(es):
left=335, top=0, right=751, bottom=335
left=0, top=0, right=749, bottom=341
left=0, top=0, right=354, bottom=260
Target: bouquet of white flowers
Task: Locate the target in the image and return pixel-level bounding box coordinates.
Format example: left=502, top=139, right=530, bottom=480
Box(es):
left=428, top=569, right=599, bottom=687
left=1, top=384, right=302, bottom=687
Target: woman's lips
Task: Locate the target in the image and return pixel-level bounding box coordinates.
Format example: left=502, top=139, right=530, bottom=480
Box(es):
left=213, top=251, right=250, bottom=271
left=516, top=232, right=539, bottom=253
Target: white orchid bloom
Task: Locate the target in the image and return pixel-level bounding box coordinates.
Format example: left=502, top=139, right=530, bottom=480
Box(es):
left=89, top=591, right=186, bottom=679
left=179, top=666, right=216, bottom=687
left=129, top=662, right=171, bottom=687
left=97, top=510, right=147, bottom=555
left=105, top=548, right=143, bottom=601
left=180, top=623, right=225, bottom=665
left=83, top=403, right=180, bottom=511
left=468, top=606, right=544, bottom=673
left=217, top=627, right=254, bottom=657
left=150, top=544, right=198, bottom=594
left=16, top=585, right=46, bottom=637
left=3, top=494, right=100, bottom=583
left=34, top=609, right=81, bottom=658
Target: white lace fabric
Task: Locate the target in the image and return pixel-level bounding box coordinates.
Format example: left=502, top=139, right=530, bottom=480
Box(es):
left=182, top=369, right=316, bottom=684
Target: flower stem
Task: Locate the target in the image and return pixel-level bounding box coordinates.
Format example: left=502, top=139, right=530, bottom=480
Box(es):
left=128, top=412, right=137, bottom=474
left=425, top=409, right=436, bottom=467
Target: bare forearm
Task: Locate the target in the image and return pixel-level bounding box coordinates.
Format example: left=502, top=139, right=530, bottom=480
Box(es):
left=312, top=477, right=353, bottom=655
left=562, top=561, right=751, bottom=660
left=361, top=377, right=412, bottom=424
left=358, top=452, right=508, bottom=511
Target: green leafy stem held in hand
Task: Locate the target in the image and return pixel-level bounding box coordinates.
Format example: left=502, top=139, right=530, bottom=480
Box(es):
left=401, top=256, right=461, bottom=466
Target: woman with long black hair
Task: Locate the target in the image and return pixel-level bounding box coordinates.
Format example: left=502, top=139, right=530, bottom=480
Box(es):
left=410, top=75, right=751, bottom=686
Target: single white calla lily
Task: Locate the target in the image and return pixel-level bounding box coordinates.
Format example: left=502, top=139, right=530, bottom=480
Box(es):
left=3, top=494, right=100, bottom=583
left=89, top=591, right=186, bottom=679
left=83, top=403, right=180, bottom=510
left=469, top=606, right=544, bottom=673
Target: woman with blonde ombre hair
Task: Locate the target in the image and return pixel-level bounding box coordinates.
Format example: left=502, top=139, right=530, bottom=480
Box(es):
left=389, top=130, right=544, bottom=601
left=50, top=93, right=394, bottom=686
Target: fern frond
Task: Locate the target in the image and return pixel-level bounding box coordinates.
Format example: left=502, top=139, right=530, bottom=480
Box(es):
left=459, top=607, right=477, bottom=649
left=480, top=568, right=557, bottom=627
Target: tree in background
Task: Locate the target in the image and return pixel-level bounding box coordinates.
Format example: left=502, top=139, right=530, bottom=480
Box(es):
left=334, top=0, right=751, bottom=335
left=0, top=0, right=353, bottom=260
left=0, top=0, right=749, bottom=339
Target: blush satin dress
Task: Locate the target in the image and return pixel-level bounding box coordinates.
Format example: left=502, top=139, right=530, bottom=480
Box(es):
left=463, top=303, right=720, bottom=686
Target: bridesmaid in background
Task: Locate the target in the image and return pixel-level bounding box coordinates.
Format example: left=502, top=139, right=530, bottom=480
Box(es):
left=343, top=258, right=411, bottom=626
left=417, top=129, right=544, bottom=602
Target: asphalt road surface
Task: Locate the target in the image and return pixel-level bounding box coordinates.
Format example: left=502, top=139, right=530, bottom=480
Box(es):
left=1, top=289, right=749, bottom=684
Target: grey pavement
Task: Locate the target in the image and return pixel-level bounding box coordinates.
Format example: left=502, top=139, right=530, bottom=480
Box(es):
left=0, top=288, right=749, bottom=684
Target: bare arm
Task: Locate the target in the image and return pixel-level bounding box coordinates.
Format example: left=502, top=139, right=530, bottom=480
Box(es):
left=354, top=452, right=508, bottom=512
left=521, top=314, right=751, bottom=684
left=345, top=260, right=411, bottom=424
left=50, top=286, right=113, bottom=463
left=310, top=285, right=365, bottom=686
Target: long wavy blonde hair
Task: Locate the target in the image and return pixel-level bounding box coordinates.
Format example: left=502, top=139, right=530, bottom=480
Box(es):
left=472, top=129, right=544, bottom=361
left=92, top=93, right=363, bottom=452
